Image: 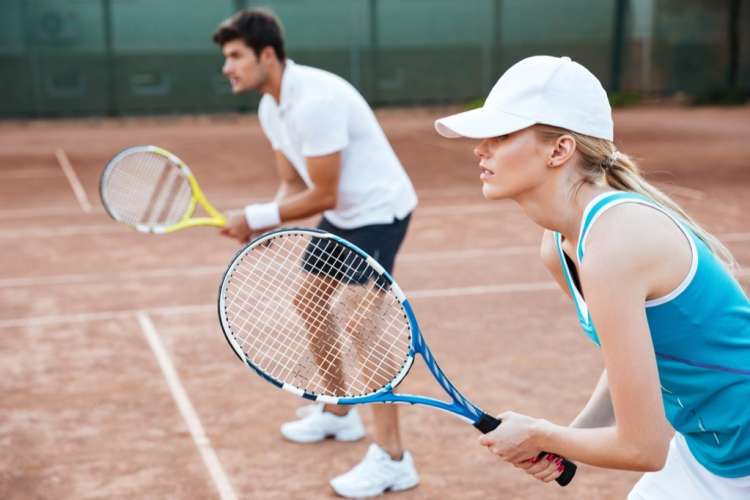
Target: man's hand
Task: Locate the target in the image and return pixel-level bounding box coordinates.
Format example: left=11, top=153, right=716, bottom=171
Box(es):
left=220, top=210, right=255, bottom=244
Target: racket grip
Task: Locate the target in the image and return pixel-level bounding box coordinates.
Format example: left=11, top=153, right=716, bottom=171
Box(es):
left=474, top=413, right=577, bottom=487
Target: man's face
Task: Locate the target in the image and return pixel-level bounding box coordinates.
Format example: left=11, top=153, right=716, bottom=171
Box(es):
left=221, top=39, right=268, bottom=94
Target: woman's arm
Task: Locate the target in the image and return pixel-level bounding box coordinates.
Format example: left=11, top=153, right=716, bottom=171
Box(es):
left=511, top=370, right=615, bottom=482
left=569, top=370, right=614, bottom=428
left=483, top=207, right=677, bottom=473
left=540, top=207, right=674, bottom=469
left=542, top=232, right=614, bottom=428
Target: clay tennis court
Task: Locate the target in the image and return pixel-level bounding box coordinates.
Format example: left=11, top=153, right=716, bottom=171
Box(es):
left=1, top=105, right=748, bottom=499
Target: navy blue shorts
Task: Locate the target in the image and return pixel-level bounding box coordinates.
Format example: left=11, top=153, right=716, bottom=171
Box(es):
left=301, top=214, right=412, bottom=285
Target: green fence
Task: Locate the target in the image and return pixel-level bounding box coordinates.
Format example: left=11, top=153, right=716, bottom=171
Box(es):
left=0, top=0, right=747, bottom=118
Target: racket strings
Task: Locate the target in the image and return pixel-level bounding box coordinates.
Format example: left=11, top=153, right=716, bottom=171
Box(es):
left=229, top=241, right=348, bottom=384
left=232, top=238, right=401, bottom=371
left=233, top=238, right=403, bottom=393
left=292, top=237, right=409, bottom=381
left=223, top=233, right=411, bottom=397
left=102, top=151, right=193, bottom=227
left=228, top=241, right=354, bottom=392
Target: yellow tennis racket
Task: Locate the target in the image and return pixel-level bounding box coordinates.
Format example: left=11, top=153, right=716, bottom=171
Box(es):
left=100, top=145, right=226, bottom=233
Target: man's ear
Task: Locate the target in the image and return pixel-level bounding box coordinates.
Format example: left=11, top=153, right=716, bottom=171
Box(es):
left=548, top=134, right=577, bottom=168
left=259, top=46, right=277, bottom=64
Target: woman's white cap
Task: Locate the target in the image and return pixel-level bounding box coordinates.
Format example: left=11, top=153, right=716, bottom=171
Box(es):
left=435, top=55, right=613, bottom=141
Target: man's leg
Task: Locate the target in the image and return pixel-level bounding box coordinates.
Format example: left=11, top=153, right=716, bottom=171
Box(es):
left=282, top=270, right=367, bottom=443
left=292, top=273, right=346, bottom=396
left=372, top=405, right=403, bottom=459
left=329, top=217, right=419, bottom=498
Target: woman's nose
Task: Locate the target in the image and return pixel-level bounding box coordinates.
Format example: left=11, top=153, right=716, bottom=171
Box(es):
left=473, top=141, right=485, bottom=159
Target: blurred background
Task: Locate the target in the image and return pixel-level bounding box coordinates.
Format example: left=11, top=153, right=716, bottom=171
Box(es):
left=1, top=3, right=748, bottom=499
left=1, top=0, right=748, bottom=119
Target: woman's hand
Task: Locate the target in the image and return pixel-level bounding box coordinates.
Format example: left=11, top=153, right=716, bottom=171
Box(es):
left=479, top=411, right=564, bottom=482
left=516, top=452, right=566, bottom=483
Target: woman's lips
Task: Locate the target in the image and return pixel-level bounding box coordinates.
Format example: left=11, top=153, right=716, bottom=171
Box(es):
left=479, top=165, right=495, bottom=181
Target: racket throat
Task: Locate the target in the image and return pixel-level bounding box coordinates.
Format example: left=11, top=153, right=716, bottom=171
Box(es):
left=473, top=413, right=502, bottom=434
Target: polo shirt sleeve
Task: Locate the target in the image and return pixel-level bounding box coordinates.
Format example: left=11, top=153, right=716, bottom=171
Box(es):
left=258, top=96, right=282, bottom=150
left=296, top=96, right=349, bottom=157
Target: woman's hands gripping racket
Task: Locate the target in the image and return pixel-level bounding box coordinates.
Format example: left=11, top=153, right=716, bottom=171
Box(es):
left=100, top=145, right=226, bottom=233
left=217, top=228, right=577, bottom=486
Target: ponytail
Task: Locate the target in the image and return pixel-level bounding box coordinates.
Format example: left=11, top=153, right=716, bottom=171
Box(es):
left=535, top=125, right=738, bottom=272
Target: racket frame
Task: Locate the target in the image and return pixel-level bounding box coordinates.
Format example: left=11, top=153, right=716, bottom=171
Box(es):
left=100, top=145, right=226, bottom=233
left=218, top=227, right=489, bottom=424
left=217, top=227, right=577, bottom=486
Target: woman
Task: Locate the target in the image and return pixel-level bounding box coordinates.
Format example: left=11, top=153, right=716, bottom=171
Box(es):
left=434, top=56, right=750, bottom=498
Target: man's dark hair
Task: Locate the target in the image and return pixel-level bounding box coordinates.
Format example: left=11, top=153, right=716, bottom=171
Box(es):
left=212, top=8, right=286, bottom=61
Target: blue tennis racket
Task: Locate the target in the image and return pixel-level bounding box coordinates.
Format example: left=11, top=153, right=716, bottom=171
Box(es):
left=217, top=227, right=576, bottom=486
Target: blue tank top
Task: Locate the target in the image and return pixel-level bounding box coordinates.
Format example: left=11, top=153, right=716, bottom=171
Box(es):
left=554, top=191, right=750, bottom=478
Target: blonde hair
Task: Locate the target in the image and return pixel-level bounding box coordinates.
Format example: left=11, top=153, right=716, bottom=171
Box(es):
left=535, top=125, right=738, bottom=272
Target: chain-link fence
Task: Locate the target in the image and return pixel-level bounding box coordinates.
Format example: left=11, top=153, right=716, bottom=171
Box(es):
left=1, top=0, right=747, bottom=117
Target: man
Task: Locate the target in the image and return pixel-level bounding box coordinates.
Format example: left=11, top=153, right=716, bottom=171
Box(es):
left=213, top=9, right=419, bottom=498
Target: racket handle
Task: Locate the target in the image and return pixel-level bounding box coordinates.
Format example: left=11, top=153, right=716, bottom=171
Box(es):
left=474, top=413, right=577, bottom=487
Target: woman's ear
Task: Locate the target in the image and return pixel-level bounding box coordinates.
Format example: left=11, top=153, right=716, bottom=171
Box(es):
left=547, top=134, right=577, bottom=168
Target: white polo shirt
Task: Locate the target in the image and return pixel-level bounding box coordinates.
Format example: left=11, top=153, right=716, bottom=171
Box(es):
left=257, top=60, right=417, bottom=229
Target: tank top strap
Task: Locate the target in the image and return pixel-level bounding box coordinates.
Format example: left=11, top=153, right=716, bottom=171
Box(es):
left=576, top=191, right=683, bottom=263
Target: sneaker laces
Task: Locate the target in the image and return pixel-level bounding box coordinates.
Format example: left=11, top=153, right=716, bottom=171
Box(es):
left=346, top=445, right=398, bottom=483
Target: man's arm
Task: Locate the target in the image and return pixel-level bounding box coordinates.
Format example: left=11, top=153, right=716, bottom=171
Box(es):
left=272, top=150, right=307, bottom=203
left=222, top=94, right=346, bottom=243
left=221, top=151, right=341, bottom=243
left=275, top=151, right=340, bottom=221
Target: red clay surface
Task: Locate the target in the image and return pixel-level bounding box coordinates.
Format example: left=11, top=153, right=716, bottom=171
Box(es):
left=0, top=105, right=748, bottom=499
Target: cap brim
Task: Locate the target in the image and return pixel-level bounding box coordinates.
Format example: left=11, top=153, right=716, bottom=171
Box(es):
left=434, top=107, right=536, bottom=139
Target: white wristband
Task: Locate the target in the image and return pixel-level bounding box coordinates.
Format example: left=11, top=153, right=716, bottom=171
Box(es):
left=244, top=202, right=281, bottom=231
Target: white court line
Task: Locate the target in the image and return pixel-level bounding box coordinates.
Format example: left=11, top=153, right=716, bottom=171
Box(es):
left=2, top=220, right=742, bottom=241
left=0, top=224, right=124, bottom=238
left=0, top=246, right=539, bottom=289
left=0, top=168, right=62, bottom=179
left=171, top=200, right=514, bottom=217
left=722, top=233, right=750, bottom=242
left=0, top=181, right=721, bottom=222
left=0, top=186, right=481, bottom=220
left=0, top=281, right=559, bottom=329
left=409, top=281, right=557, bottom=299
left=136, top=311, right=237, bottom=500
left=0, top=187, right=699, bottom=221
left=0, top=266, right=223, bottom=288
left=0, top=239, right=745, bottom=290
left=0, top=205, right=517, bottom=238
left=0, top=206, right=105, bottom=220
left=400, top=245, right=538, bottom=261
left=55, top=148, right=93, bottom=213
left=0, top=304, right=214, bottom=329
left=1, top=268, right=748, bottom=329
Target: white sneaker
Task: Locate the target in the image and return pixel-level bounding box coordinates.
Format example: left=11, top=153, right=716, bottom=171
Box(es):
left=280, top=407, right=365, bottom=443
left=330, top=444, right=420, bottom=498
left=296, top=403, right=323, bottom=418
